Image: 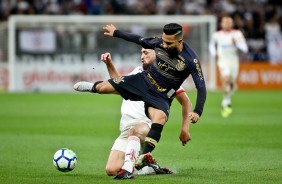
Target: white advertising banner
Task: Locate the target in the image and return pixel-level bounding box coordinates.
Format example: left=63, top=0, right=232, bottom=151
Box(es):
left=19, top=30, right=56, bottom=53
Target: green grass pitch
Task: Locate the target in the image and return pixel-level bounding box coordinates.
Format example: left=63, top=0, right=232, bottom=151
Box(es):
left=0, top=90, right=282, bottom=184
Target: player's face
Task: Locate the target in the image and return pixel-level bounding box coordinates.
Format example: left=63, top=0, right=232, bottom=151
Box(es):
left=141, top=48, right=155, bottom=70
left=162, top=33, right=182, bottom=57
left=221, top=17, right=233, bottom=31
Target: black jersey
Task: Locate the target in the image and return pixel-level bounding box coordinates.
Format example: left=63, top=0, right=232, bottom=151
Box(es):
left=142, top=38, right=205, bottom=92
left=113, top=30, right=206, bottom=116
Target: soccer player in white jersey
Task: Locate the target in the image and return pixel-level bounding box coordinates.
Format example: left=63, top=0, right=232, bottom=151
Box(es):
left=209, top=16, right=248, bottom=117
left=102, top=48, right=193, bottom=179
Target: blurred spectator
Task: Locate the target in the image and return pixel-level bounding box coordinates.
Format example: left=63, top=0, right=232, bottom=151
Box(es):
left=87, top=0, right=102, bottom=15
left=184, top=0, right=206, bottom=15
left=265, top=12, right=282, bottom=64
left=41, top=0, right=61, bottom=14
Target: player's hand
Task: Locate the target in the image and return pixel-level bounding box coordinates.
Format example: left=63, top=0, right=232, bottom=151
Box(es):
left=101, top=52, right=112, bottom=65
left=179, top=130, right=191, bottom=146
left=189, top=112, right=199, bottom=124
left=103, top=24, right=116, bottom=37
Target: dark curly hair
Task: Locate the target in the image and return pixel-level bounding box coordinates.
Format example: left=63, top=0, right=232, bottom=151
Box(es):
left=163, top=23, right=183, bottom=39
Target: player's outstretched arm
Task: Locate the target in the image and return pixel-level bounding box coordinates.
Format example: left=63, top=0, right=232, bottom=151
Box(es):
left=175, top=91, right=193, bottom=146
left=101, top=52, right=120, bottom=78
left=103, top=24, right=149, bottom=47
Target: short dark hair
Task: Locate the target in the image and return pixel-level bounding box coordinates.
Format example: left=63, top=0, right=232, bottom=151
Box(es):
left=163, top=23, right=183, bottom=38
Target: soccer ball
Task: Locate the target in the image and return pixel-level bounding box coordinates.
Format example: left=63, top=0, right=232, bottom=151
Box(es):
left=53, top=148, right=77, bottom=172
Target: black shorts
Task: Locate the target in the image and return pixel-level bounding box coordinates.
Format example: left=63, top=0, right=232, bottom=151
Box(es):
left=108, top=72, right=172, bottom=118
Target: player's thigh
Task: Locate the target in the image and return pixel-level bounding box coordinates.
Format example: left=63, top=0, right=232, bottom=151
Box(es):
left=129, top=123, right=150, bottom=143
left=230, top=63, right=239, bottom=82
left=148, top=107, right=167, bottom=124
left=97, top=81, right=119, bottom=94
left=105, top=150, right=124, bottom=176
left=217, top=62, right=231, bottom=82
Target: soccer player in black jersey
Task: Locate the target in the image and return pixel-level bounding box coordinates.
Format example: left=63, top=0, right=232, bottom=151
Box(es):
left=74, top=23, right=206, bottom=179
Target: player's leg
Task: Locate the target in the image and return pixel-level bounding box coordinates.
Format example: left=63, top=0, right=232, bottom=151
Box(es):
left=105, top=150, right=125, bottom=176
left=127, top=122, right=172, bottom=175
left=218, top=63, right=233, bottom=117
left=220, top=74, right=233, bottom=117
left=114, top=122, right=150, bottom=179
left=107, top=130, right=132, bottom=179
left=114, top=136, right=140, bottom=179
left=128, top=122, right=150, bottom=144
left=222, top=74, right=232, bottom=104
left=142, top=107, right=167, bottom=154
left=230, top=61, right=239, bottom=98
left=135, top=108, right=171, bottom=174
left=74, top=81, right=119, bottom=94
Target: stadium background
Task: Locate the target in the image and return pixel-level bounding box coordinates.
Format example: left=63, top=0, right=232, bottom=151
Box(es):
left=0, top=0, right=282, bottom=91
left=0, top=1, right=282, bottom=184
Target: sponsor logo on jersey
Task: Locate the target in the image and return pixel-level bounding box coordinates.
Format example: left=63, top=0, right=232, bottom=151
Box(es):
left=194, top=59, right=204, bottom=80
left=176, top=60, right=185, bottom=71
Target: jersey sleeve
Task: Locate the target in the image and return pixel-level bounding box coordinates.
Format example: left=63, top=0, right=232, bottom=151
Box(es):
left=235, top=31, right=248, bottom=53
left=189, top=58, right=206, bottom=116
left=113, top=30, right=160, bottom=49
left=209, top=32, right=217, bottom=56
left=175, top=86, right=185, bottom=95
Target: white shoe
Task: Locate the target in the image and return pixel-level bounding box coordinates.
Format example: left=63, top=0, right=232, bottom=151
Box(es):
left=73, top=82, right=93, bottom=92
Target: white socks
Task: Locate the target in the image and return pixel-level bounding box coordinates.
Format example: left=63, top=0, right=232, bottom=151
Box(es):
left=122, top=136, right=140, bottom=173
left=137, top=166, right=155, bottom=175
left=222, top=84, right=232, bottom=107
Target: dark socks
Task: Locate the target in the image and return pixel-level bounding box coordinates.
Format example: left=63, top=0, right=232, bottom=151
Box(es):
left=91, top=81, right=103, bottom=93
left=142, top=123, right=163, bottom=154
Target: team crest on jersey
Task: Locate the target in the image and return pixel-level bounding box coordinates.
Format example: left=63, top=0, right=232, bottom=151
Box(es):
left=176, top=60, right=185, bottom=71
left=113, top=76, right=124, bottom=84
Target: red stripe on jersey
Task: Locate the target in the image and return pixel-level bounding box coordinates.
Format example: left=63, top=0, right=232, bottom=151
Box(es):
left=175, top=89, right=185, bottom=95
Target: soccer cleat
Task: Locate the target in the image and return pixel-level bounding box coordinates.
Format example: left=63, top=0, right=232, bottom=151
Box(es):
left=150, top=162, right=171, bottom=174
left=135, top=154, right=148, bottom=170
left=113, top=169, right=134, bottom=180
left=221, top=106, right=232, bottom=118
left=135, top=153, right=173, bottom=174
left=73, top=82, right=93, bottom=92
left=160, top=167, right=174, bottom=174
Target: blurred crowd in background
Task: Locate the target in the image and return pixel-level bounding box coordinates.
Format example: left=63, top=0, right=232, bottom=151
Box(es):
left=0, top=0, right=282, bottom=63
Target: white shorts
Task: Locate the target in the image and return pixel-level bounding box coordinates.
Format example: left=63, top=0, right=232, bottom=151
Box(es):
left=111, top=116, right=151, bottom=152
left=217, top=59, right=239, bottom=83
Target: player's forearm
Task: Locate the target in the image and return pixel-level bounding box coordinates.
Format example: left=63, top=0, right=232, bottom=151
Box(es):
left=113, top=30, right=143, bottom=45
left=106, top=62, right=120, bottom=78
left=176, top=92, right=192, bottom=129
left=181, top=119, right=190, bottom=132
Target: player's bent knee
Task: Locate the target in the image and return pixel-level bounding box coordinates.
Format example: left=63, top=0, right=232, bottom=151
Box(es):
left=128, top=125, right=150, bottom=142
left=105, top=166, right=119, bottom=176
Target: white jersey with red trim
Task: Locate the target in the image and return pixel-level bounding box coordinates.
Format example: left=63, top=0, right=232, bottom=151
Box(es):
left=209, top=29, right=248, bottom=63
